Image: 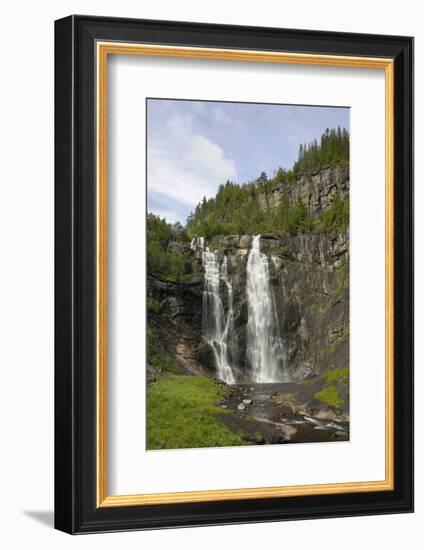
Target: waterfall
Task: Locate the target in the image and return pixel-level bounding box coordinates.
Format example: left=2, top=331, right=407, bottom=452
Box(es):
left=190, top=236, right=204, bottom=251
left=201, top=246, right=236, bottom=384
left=193, top=234, right=288, bottom=384
left=246, top=235, right=288, bottom=383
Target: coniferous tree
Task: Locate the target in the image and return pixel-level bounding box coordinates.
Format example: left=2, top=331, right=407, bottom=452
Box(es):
left=185, top=127, right=349, bottom=238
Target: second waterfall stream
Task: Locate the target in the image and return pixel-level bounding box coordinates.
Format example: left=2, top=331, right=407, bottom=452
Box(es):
left=201, top=244, right=236, bottom=384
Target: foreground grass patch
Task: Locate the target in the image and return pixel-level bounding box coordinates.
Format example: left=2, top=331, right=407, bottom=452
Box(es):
left=147, top=375, right=248, bottom=450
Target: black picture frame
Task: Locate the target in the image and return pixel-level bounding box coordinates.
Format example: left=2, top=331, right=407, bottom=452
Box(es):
left=55, top=14, right=414, bottom=534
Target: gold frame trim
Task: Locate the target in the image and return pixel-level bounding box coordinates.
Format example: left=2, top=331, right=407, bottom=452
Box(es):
left=96, top=42, right=395, bottom=508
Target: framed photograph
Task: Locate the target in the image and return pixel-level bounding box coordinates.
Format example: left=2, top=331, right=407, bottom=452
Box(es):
left=55, top=15, right=413, bottom=534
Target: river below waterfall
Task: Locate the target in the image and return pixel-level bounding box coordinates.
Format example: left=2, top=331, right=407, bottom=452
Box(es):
left=218, top=382, right=349, bottom=445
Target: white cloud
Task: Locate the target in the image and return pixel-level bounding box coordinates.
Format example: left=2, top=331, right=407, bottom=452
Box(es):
left=212, top=106, right=245, bottom=127
left=148, top=114, right=237, bottom=217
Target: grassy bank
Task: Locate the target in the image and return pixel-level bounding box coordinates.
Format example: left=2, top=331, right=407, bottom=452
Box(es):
left=146, top=375, right=248, bottom=450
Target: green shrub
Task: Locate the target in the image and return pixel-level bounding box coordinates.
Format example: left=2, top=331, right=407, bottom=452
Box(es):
left=146, top=325, right=179, bottom=374
left=322, top=367, right=349, bottom=384
left=314, top=385, right=344, bottom=408
left=147, top=240, right=191, bottom=281
left=147, top=213, right=192, bottom=281
left=318, top=194, right=349, bottom=232
left=147, top=298, right=161, bottom=313
left=293, top=127, right=349, bottom=174
left=285, top=199, right=314, bottom=234
left=149, top=354, right=179, bottom=374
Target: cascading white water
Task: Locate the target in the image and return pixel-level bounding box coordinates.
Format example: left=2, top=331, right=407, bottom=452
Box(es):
left=190, top=236, right=204, bottom=251
left=201, top=246, right=236, bottom=384
left=246, top=235, right=288, bottom=383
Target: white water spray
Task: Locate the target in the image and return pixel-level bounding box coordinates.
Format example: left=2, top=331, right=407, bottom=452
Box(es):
left=201, top=246, right=236, bottom=384
left=190, top=236, right=204, bottom=251
left=246, top=235, right=288, bottom=383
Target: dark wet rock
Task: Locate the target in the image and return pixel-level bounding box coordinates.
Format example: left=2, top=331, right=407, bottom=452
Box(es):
left=148, top=166, right=349, bottom=384
left=218, top=382, right=349, bottom=445
left=206, top=227, right=349, bottom=380
left=314, top=406, right=339, bottom=421
left=147, top=274, right=203, bottom=328
left=239, top=235, right=252, bottom=249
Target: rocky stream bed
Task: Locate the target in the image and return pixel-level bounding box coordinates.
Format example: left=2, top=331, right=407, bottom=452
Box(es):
left=218, top=382, right=349, bottom=445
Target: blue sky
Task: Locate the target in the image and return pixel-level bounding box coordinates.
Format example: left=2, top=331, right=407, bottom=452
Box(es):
left=147, top=99, right=349, bottom=225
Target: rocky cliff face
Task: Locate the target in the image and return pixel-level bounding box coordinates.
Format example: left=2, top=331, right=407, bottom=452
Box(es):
left=258, top=164, right=349, bottom=217
left=201, top=231, right=349, bottom=380
left=147, top=166, right=349, bottom=381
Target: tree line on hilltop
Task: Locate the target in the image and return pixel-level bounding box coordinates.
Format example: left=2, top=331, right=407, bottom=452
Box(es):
left=147, top=127, right=349, bottom=280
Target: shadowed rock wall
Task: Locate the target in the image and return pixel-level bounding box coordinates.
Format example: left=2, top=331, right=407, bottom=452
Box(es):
left=147, top=166, right=349, bottom=380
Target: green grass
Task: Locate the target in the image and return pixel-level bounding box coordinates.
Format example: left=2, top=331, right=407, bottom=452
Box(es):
left=322, top=367, right=349, bottom=384
left=314, top=385, right=344, bottom=408
left=149, top=354, right=179, bottom=374
left=147, top=375, right=248, bottom=450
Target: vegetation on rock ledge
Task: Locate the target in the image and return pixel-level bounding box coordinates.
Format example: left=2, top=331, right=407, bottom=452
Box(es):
left=314, top=385, right=345, bottom=409
left=185, top=128, right=349, bottom=239
left=147, top=213, right=192, bottom=281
